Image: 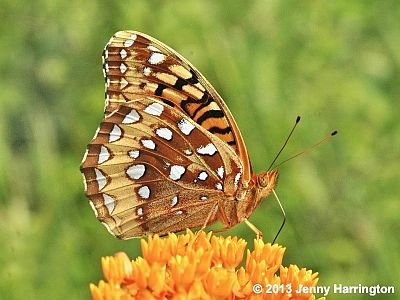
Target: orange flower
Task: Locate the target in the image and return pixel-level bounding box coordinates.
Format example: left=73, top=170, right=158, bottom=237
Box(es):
left=90, top=230, right=325, bottom=300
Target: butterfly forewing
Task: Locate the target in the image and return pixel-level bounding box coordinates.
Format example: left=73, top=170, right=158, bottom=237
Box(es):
left=81, top=98, right=243, bottom=238
left=103, top=31, right=252, bottom=180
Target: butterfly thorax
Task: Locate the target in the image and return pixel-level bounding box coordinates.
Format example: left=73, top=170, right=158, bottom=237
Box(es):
left=235, top=170, right=279, bottom=222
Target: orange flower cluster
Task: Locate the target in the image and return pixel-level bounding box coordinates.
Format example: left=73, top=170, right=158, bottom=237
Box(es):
left=90, top=230, right=325, bottom=300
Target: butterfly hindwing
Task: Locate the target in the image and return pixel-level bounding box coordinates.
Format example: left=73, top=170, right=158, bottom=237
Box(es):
left=81, top=98, right=243, bottom=238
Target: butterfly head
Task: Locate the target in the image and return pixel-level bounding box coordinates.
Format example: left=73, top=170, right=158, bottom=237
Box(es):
left=256, top=170, right=279, bottom=198
left=236, top=170, right=279, bottom=222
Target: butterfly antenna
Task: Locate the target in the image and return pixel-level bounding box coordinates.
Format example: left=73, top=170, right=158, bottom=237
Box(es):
left=273, top=130, right=338, bottom=169
left=272, top=189, right=286, bottom=244
left=267, top=116, right=301, bottom=171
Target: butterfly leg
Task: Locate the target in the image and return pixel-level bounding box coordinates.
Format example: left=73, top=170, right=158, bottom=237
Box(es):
left=199, top=202, right=219, bottom=232
left=194, top=203, right=218, bottom=240
left=209, top=199, right=236, bottom=234
left=243, top=218, right=263, bottom=240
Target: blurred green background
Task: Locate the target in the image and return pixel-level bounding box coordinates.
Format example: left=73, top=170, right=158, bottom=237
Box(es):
left=1, top=1, right=399, bottom=299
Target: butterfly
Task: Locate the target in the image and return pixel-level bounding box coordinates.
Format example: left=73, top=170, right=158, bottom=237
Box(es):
left=80, top=31, right=278, bottom=239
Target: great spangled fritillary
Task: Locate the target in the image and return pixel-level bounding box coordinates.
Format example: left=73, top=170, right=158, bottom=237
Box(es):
left=80, top=31, right=278, bottom=239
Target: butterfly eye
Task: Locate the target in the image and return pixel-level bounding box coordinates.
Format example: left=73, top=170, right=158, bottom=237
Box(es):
left=257, top=172, right=270, bottom=187
left=257, top=171, right=278, bottom=188
left=257, top=171, right=278, bottom=187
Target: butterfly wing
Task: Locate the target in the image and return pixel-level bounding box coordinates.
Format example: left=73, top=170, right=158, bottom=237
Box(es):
left=103, top=31, right=252, bottom=182
left=80, top=98, right=243, bottom=239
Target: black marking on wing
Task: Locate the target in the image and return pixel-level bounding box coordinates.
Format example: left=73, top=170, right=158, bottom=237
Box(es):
left=187, top=70, right=199, bottom=84
left=197, top=110, right=225, bottom=125
left=180, top=96, right=199, bottom=116
left=174, top=78, right=187, bottom=90
left=155, top=84, right=167, bottom=96
left=208, top=126, right=232, bottom=135
left=161, top=98, right=175, bottom=107
left=102, top=50, right=108, bottom=84
left=192, top=94, right=215, bottom=119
